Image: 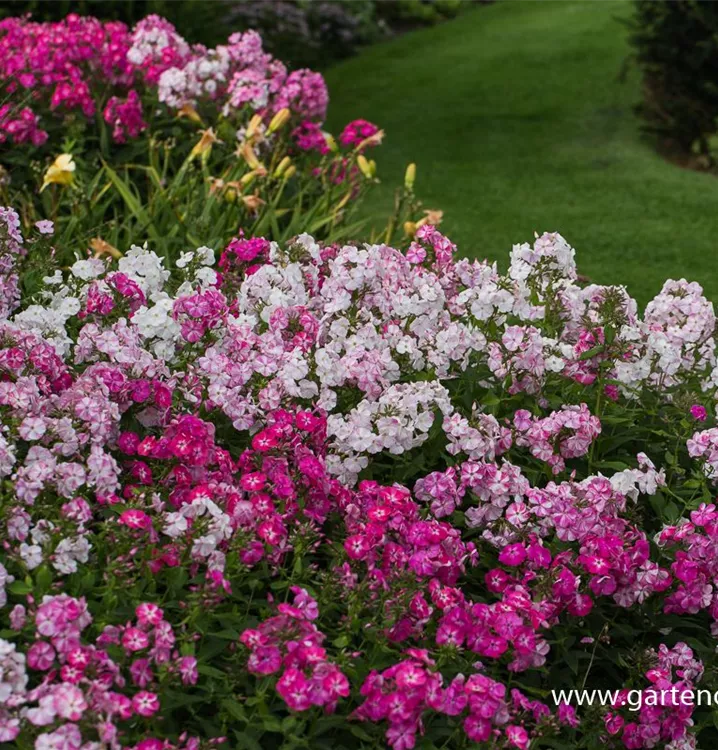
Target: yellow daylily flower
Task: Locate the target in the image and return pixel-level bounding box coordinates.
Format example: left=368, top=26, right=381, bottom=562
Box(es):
left=41, top=154, right=76, bottom=192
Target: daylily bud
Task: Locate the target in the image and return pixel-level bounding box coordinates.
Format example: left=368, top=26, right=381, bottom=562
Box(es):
left=283, top=165, right=296, bottom=180
left=404, top=221, right=417, bottom=238
left=273, top=156, right=291, bottom=178
left=404, top=163, right=416, bottom=190
left=324, top=133, right=338, bottom=153
left=219, top=180, right=241, bottom=203
left=267, top=108, right=290, bottom=135
left=240, top=170, right=258, bottom=188
left=40, top=154, right=75, bottom=192
left=357, top=155, right=375, bottom=179
left=246, top=114, right=263, bottom=141
left=241, top=143, right=262, bottom=170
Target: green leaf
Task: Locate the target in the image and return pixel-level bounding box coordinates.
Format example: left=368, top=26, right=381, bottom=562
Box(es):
left=594, top=460, right=629, bottom=471
left=197, top=664, right=227, bottom=679
left=102, top=162, right=161, bottom=244
left=8, top=580, right=31, bottom=595
left=578, top=344, right=605, bottom=361
left=34, top=565, right=53, bottom=592
left=349, top=725, right=374, bottom=741
left=233, top=730, right=263, bottom=750
left=261, top=717, right=283, bottom=732
left=222, top=699, right=247, bottom=723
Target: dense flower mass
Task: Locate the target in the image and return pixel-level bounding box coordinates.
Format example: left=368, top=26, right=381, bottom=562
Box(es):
left=2, top=207, right=718, bottom=748
left=0, top=14, right=328, bottom=147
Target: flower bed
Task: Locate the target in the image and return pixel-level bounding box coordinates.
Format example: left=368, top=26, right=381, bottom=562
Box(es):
left=2, top=208, right=718, bottom=749
left=0, top=15, right=423, bottom=269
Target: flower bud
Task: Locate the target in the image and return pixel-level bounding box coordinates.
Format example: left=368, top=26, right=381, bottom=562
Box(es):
left=273, top=156, right=291, bottom=178
left=267, top=108, right=290, bottom=135
left=357, top=155, right=375, bottom=179
left=240, top=170, right=258, bottom=188
left=404, top=163, right=416, bottom=190
left=245, top=114, right=263, bottom=141
left=241, top=143, right=262, bottom=170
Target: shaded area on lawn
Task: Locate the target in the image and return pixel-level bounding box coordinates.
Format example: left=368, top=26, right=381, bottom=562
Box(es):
left=325, top=0, right=718, bottom=306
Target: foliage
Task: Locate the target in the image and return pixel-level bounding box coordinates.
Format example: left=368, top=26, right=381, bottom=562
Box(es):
left=627, top=0, right=718, bottom=158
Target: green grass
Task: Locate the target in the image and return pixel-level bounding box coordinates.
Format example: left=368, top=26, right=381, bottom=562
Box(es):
left=325, top=0, right=718, bottom=306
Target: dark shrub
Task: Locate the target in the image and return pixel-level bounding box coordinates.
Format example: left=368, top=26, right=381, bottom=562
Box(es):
left=223, top=1, right=315, bottom=67
left=629, top=0, right=718, bottom=158
left=224, top=0, right=381, bottom=69
left=374, top=0, right=463, bottom=29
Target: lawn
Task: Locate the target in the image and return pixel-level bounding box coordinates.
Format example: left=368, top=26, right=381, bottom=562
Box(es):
left=325, top=0, right=718, bottom=306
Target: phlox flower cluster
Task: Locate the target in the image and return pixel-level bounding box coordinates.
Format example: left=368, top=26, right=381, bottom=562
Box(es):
left=0, top=207, right=23, bottom=319
left=604, top=643, right=703, bottom=750
left=149, top=20, right=327, bottom=121
left=686, top=428, right=718, bottom=481
left=0, top=597, right=198, bottom=746
left=240, top=587, right=349, bottom=712
left=355, top=649, right=577, bottom=750
left=659, top=503, right=718, bottom=633
left=0, top=14, right=135, bottom=145
left=513, top=403, right=601, bottom=474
